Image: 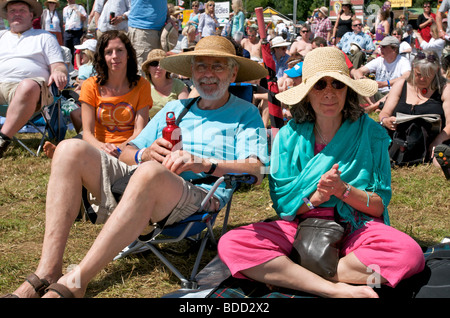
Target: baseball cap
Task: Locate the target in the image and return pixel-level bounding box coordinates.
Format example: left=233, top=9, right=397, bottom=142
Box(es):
left=284, top=62, right=303, bottom=78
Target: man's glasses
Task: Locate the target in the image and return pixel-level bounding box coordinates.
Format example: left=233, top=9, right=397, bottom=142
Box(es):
left=423, top=5, right=431, bottom=7
left=301, top=30, right=309, bottom=33
left=193, top=62, right=228, bottom=73
left=352, top=23, right=362, bottom=27
left=313, top=79, right=346, bottom=91
left=149, top=61, right=159, bottom=67
left=416, top=51, right=438, bottom=63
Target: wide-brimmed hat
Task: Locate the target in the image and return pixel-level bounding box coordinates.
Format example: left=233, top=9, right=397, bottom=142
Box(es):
left=318, top=7, right=329, bottom=17
left=160, top=36, right=268, bottom=82
left=44, top=0, right=59, bottom=8
left=141, top=49, right=167, bottom=72
left=276, top=47, right=378, bottom=106
left=342, top=0, right=352, bottom=5
left=74, top=39, right=97, bottom=52
left=271, top=36, right=290, bottom=48
left=0, top=0, right=43, bottom=19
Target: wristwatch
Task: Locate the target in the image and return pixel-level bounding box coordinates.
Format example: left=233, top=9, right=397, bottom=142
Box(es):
left=206, top=158, right=218, bottom=175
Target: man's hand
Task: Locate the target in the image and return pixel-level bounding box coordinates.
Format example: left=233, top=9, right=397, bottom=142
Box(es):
left=48, top=63, right=68, bottom=90
left=142, top=138, right=173, bottom=163
left=162, top=150, right=206, bottom=175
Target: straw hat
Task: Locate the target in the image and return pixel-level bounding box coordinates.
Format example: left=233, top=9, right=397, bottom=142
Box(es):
left=44, top=0, right=60, bottom=8
left=275, top=47, right=378, bottom=106
left=318, top=7, right=329, bottom=17
left=0, top=0, right=43, bottom=19
left=160, top=36, right=268, bottom=82
left=141, top=49, right=167, bottom=72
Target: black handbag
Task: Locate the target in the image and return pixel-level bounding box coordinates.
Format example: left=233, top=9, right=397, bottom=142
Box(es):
left=289, top=207, right=346, bottom=278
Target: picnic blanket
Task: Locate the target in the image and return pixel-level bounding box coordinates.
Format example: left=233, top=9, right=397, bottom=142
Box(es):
left=164, top=242, right=450, bottom=298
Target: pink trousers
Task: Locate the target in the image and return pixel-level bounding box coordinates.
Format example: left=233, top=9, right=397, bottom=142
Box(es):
left=218, top=215, right=425, bottom=287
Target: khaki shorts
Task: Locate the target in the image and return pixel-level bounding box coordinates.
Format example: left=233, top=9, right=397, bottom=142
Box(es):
left=127, top=26, right=162, bottom=73
left=87, top=151, right=220, bottom=225
left=0, top=77, right=53, bottom=111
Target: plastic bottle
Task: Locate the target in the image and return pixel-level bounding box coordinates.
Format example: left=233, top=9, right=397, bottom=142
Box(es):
left=162, top=112, right=182, bottom=149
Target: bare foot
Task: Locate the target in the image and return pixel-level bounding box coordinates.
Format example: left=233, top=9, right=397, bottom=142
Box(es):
left=43, top=141, right=56, bottom=159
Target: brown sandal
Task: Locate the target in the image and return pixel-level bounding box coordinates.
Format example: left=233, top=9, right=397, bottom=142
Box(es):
left=1, top=273, right=50, bottom=298
left=45, top=283, right=75, bottom=298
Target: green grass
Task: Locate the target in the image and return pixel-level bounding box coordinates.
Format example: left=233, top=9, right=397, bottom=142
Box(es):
left=0, top=132, right=449, bottom=298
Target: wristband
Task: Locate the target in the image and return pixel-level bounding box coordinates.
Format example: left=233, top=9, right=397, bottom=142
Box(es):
left=380, top=117, right=387, bottom=126
left=341, top=183, right=351, bottom=199
left=134, top=148, right=145, bottom=165
left=302, top=197, right=315, bottom=210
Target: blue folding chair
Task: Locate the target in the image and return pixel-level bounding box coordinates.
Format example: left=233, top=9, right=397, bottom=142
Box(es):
left=113, top=173, right=257, bottom=289
left=0, top=84, right=66, bottom=156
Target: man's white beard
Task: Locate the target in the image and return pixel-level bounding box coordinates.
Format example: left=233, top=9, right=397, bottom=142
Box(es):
left=193, top=75, right=230, bottom=100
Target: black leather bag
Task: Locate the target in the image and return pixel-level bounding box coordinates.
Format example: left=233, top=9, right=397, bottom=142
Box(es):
left=289, top=208, right=346, bottom=278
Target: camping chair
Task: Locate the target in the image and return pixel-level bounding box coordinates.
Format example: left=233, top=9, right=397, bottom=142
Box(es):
left=0, top=83, right=66, bottom=156
left=112, top=173, right=257, bottom=289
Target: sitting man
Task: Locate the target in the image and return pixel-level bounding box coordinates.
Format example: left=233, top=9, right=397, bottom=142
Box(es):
left=0, top=0, right=68, bottom=158
left=3, top=35, right=269, bottom=298
left=289, top=23, right=313, bottom=57
left=240, top=24, right=262, bottom=63
left=336, top=18, right=375, bottom=68
left=354, top=36, right=411, bottom=102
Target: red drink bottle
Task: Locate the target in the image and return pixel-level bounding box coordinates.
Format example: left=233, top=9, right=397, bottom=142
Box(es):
left=162, top=112, right=182, bottom=149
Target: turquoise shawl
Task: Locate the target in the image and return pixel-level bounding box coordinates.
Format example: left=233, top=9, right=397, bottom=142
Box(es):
left=269, top=114, right=392, bottom=231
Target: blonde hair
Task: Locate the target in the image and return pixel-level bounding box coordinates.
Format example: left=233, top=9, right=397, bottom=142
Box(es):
left=430, top=22, right=439, bottom=39
left=83, top=49, right=95, bottom=65
left=205, top=1, right=215, bottom=14
left=232, top=0, right=243, bottom=12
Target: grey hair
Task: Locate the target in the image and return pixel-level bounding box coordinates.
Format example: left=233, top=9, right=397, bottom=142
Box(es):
left=290, top=86, right=364, bottom=123
left=408, top=50, right=446, bottom=93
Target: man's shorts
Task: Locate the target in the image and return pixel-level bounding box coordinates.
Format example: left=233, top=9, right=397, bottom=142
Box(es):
left=86, top=151, right=220, bottom=225
left=0, top=77, right=53, bottom=110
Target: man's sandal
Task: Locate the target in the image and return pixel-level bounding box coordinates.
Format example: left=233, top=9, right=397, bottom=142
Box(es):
left=434, top=144, right=450, bottom=180
left=1, top=273, right=50, bottom=298
left=45, top=283, right=75, bottom=298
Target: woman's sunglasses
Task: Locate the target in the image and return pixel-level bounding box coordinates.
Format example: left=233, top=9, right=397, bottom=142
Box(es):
left=416, top=51, right=438, bottom=63
left=313, top=79, right=346, bottom=91
left=149, top=61, right=159, bottom=67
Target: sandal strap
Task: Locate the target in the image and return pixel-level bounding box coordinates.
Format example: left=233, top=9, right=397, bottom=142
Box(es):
left=45, top=283, right=75, bottom=298
left=25, top=273, right=50, bottom=297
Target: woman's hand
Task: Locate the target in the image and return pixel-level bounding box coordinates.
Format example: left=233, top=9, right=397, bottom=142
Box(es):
left=315, top=164, right=346, bottom=202
left=380, top=116, right=397, bottom=130
left=102, top=142, right=121, bottom=158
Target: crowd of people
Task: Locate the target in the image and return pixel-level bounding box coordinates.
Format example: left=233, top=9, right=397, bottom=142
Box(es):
left=0, top=0, right=449, bottom=299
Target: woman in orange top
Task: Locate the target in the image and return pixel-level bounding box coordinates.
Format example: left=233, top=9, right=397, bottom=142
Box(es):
left=79, top=30, right=151, bottom=158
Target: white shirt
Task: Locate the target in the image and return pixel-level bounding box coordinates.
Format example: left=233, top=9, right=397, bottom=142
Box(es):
left=0, top=29, right=64, bottom=83
left=94, top=0, right=130, bottom=32
left=63, top=4, right=87, bottom=31
left=420, top=37, right=446, bottom=58
left=365, top=54, right=411, bottom=93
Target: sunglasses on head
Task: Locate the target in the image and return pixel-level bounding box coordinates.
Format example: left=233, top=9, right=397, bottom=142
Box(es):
left=416, top=51, right=438, bottom=63
left=149, top=61, right=159, bottom=67
left=313, top=79, right=346, bottom=91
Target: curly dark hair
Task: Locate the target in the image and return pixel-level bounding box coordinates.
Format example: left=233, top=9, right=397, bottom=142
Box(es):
left=290, top=86, right=364, bottom=123
left=94, top=30, right=140, bottom=87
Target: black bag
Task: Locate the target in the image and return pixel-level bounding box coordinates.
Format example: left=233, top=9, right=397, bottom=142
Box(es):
left=289, top=208, right=346, bottom=278
left=388, top=120, right=429, bottom=166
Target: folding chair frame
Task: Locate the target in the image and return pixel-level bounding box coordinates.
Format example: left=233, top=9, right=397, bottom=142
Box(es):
left=113, top=174, right=257, bottom=289
left=0, top=84, right=64, bottom=156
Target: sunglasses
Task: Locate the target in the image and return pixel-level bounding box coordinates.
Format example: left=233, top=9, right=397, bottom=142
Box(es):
left=313, top=79, right=346, bottom=91
left=423, top=5, right=431, bottom=7
left=149, top=61, right=159, bottom=67
left=301, top=30, right=309, bottom=33
left=352, top=23, right=362, bottom=27
left=416, top=51, right=438, bottom=63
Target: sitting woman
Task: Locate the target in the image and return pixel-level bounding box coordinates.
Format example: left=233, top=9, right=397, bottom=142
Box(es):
left=218, top=47, right=425, bottom=298
left=378, top=50, right=449, bottom=166
left=415, top=23, right=446, bottom=59
left=142, top=49, right=189, bottom=119
left=44, top=31, right=151, bottom=158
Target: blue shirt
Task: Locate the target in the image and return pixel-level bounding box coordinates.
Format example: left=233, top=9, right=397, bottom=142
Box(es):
left=128, top=0, right=167, bottom=30
left=131, top=94, right=269, bottom=208
left=337, top=31, right=375, bottom=54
